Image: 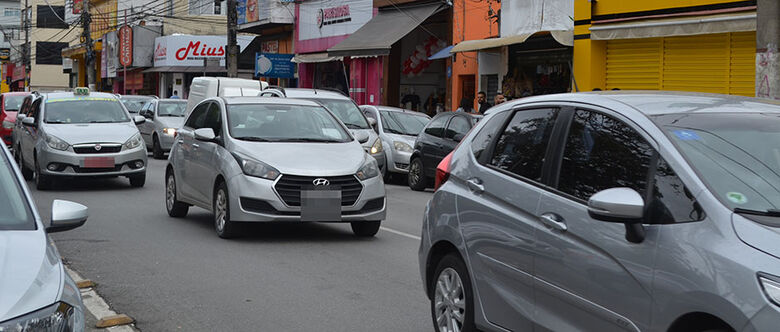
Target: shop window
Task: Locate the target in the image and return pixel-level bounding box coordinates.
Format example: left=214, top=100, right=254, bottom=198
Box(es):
left=36, top=5, right=67, bottom=29
left=35, top=42, right=68, bottom=65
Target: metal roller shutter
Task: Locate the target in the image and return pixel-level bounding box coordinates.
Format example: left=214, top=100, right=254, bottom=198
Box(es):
left=729, top=31, right=756, bottom=96
left=606, top=38, right=662, bottom=90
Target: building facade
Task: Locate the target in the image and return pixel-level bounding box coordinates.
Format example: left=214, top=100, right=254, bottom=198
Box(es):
left=20, top=0, right=79, bottom=91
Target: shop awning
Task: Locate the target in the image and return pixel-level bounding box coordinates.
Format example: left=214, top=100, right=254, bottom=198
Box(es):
left=428, top=46, right=453, bottom=60
left=590, top=11, right=756, bottom=40
left=327, top=3, right=445, bottom=57
left=291, top=53, right=343, bottom=63
left=450, top=30, right=573, bottom=53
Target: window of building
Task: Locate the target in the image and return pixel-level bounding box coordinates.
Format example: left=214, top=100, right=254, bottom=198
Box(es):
left=36, top=5, right=67, bottom=29
left=189, top=0, right=224, bottom=15
left=4, top=8, right=19, bottom=17
left=35, top=42, right=68, bottom=65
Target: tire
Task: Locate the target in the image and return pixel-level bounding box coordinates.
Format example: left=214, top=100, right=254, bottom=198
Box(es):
left=17, top=148, right=33, bottom=180
left=129, top=173, right=146, bottom=187
left=408, top=157, right=428, bottom=191
left=214, top=181, right=239, bottom=239
left=165, top=171, right=189, bottom=217
left=34, top=156, right=52, bottom=190
left=431, top=254, right=476, bottom=332
left=350, top=220, right=381, bottom=237
left=152, top=135, right=165, bottom=160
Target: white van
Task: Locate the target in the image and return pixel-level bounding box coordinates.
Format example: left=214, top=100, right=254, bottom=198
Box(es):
left=185, top=77, right=269, bottom=115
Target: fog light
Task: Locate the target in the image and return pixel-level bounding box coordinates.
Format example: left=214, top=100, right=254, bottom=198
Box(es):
left=133, top=161, right=144, bottom=169
left=47, top=164, right=58, bottom=171
left=47, top=163, right=64, bottom=171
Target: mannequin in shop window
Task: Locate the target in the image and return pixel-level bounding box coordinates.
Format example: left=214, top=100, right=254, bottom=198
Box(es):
left=401, top=87, right=421, bottom=112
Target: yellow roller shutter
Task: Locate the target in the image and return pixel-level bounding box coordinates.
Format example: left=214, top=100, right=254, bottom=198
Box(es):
left=729, top=31, right=756, bottom=96
left=663, top=34, right=730, bottom=94
left=606, top=38, right=662, bottom=90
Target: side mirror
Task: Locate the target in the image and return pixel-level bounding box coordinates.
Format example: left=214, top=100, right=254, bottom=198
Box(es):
left=354, top=131, right=370, bottom=144
left=16, top=114, right=25, bottom=121
left=367, top=117, right=377, bottom=127
left=133, top=115, right=146, bottom=125
left=47, top=200, right=88, bottom=233
left=194, top=128, right=216, bottom=142
left=587, top=187, right=645, bottom=223
left=22, top=117, right=35, bottom=127
left=452, top=133, right=465, bottom=142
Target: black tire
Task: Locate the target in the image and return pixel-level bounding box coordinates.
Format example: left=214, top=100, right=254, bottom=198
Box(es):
left=152, top=135, right=165, bottom=160
left=214, top=181, right=239, bottom=238
left=34, top=156, right=52, bottom=190
left=350, top=220, right=381, bottom=237
left=17, top=148, right=33, bottom=180
left=431, top=254, right=476, bottom=332
left=408, top=157, right=427, bottom=191
left=129, top=173, right=146, bottom=187
left=165, top=171, right=189, bottom=217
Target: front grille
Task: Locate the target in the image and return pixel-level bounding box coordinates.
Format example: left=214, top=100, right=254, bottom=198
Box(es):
left=73, top=144, right=122, bottom=154
left=274, top=174, right=363, bottom=207
left=72, top=165, right=122, bottom=173
left=394, top=163, right=409, bottom=170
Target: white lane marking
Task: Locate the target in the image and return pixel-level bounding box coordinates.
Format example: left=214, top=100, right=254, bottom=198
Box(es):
left=380, top=226, right=421, bottom=241
left=65, top=266, right=138, bottom=332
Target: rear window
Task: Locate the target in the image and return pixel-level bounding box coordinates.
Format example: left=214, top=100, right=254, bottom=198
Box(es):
left=4, top=95, right=26, bottom=112
left=45, top=97, right=130, bottom=124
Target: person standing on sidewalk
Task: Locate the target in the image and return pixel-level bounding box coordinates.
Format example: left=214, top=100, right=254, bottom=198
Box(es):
left=477, top=91, right=491, bottom=114
left=170, top=91, right=180, bottom=99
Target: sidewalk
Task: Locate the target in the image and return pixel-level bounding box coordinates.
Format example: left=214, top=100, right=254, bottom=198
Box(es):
left=65, top=266, right=140, bottom=332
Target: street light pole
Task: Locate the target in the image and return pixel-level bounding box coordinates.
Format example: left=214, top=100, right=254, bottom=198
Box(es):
left=23, top=0, right=29, bottom=91
left=82, top=0, right=95, bottom=89
left=226, top=0, right=238, bottom=78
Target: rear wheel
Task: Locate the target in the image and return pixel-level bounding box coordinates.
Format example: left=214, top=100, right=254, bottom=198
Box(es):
left=214, top=182, right=239, bottom=238
left=17, top=148, right=32, bottom=180
left=165, top=172, right=189, bottom=217
left=34, top=156, right=52, bottom=190
left=152, top=135, right=165, bottom=159
left=350, top=220, right=381, bottom=237
left=408, top=158, right=427, bottom=191
left=129, top=173, right=146, bottom=187
left=431, top=254, right=475, bottom=332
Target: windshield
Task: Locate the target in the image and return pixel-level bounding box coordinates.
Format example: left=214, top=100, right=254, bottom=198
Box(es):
left=121, top=97, right=153, bottom=113
left=158, top=101, right=186, bottom=117
left=380, top=111, right=429, bottom=136
left=227, top=104, right=352, bottom=143
left=306, top=98, right=371, bottom=129
left=658, top=113, right=780, bottom=212
left=0, top=151, right=34, bottom=230
left=44, top=98, right=130, bottom=124
left=4, top=95, right=25, bottom=112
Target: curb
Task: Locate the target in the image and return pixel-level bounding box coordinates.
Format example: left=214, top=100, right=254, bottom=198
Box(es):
left=64, top=266, right=140, bottom=332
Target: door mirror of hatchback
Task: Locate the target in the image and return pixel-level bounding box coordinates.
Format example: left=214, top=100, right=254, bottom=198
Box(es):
left=133, top=115, right=146, bottom=125
left=354, top=131, right=370, bottom=144
left=452, top=133, right=465, bottom=142
left=367, top=117, right=377, bottom=127
left=47, top=200, right=88, bottom=233
left=22, top=117, right=35, bottom=127
left=587, top=187, right=645, bottom=223
left=194, top=128, right=216, bottom=142
left=16, top=114, right=25, bottom=121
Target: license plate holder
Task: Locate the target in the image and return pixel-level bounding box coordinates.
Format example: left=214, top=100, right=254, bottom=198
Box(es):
left=301, top=188, right=341, bottom=222
left=82, top=157, right=115, bottom=168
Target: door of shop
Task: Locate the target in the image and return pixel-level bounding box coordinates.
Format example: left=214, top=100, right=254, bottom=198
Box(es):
left=460, top=74, right=475, bottom=106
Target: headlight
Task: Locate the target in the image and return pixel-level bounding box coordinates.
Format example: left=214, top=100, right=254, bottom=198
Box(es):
left=760, top=274, right=780, bottom=306
left=370, top=138, right=383, bottom=154
left=356, top=154, right=380, bottom=180
left=45, top=134, right=69, bottom=151
left=393, top=141, right=412, bottom=153
left=163, top=128, right=177, bottom=136
left=232, top=152, right=280, bottom=180
left=0, top=302, right=84, bottom=331
left=124, top=133, right=143, bottom=150
left=2, top=120, right=13, bottom=129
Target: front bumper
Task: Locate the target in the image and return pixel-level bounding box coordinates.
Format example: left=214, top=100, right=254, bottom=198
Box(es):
left=227, top=173, right=386, bottom=222
left=158, top=132, right=176, bottom=151
left=38, top=145, right=147, bottom=177
left=387, top=149, right=412, bottom=174
left=370, top=152, right=386, bottom=173
left=743, top=304, right=780, bottom=331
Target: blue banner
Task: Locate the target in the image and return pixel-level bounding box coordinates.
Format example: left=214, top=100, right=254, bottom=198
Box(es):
left=256, top=53, right=295, bottom=79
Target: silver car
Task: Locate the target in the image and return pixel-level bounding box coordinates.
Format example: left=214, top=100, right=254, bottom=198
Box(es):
left=165, top=97, right=386, bottom=238
left=15, top=91, right=148, bottom=190
left=360, top=105, right=430, bottom=178
left=420, top=92, right=780, bottom=332
left=0, top=143, right=88, bottom=331
left=137, top=98, right=187, bottom=159
left=119, top=95, right=157, bottom=114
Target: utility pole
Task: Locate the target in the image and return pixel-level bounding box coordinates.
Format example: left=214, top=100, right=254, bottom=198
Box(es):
left=226, top=0, right=238, bottom=77
left=22, top=0, right=29, bottom=91
left=82, top=0, right=95, bottom=89
left=757, top=0, right=780, bottom=99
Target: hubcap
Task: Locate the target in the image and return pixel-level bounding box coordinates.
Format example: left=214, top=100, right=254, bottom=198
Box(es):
left=215, top=189, right=227, bottom=232
left=410, top=161, right=420, bottom=185
left=166, top=176, right=175, bottom=210
left=434, top=267, right=466, bottom=332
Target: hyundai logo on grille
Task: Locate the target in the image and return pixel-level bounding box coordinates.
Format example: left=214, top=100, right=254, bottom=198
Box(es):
left=313, top=178, right=330, bottom=186
left=94, top=144, right=102, bottom=151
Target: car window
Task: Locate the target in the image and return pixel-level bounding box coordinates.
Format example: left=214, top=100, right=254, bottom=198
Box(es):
left=558, top=109, right=654, bottom=201
left=381, top=111, right=429, bottom=136
left=646, top=158, right=705, bottom=223
left=0, top=152, right=34, bottom=230
left=204, top=102, right=223, bottom=137
left=18, top=97, right=32, bottom=116
left=43, top=97, right=129, bottom=124
left=488, top=109, right=558, bottom=182
left=4, top=95, right=25, bottom=111
left=363, top=109, right=377, bottom=122
left=227, top=104, right=351, bottom=142
left=185, top=102, right=210, bottom=129
left=158, top=102, right=187, bottom=117
left=471, top=111, right=511, bottom=162
left=444, top=116, right=471, bottom=139
left=424, top=115, right=448, bottom=137
left=308, top=99, right=370, bottom=129
left=30, top=99, right=41, bottom=123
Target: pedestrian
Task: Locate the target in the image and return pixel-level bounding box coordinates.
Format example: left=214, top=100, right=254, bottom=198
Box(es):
left=477, top=91, right=491, bottom=114
left=455, top=97, right=474, bottom=113
left=170, top=90, right=180, bottom=99
left=494, top=93, right=505, bottom=106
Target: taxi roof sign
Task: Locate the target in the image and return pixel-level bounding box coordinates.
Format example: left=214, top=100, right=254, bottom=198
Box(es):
left=73, top=87, right=90, bottom=96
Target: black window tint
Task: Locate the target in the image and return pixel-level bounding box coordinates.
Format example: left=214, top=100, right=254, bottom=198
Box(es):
left=36, top=6, right=67, bottom=29
left=558, top=109, right=654, bottom=201
left=204, top=103, right=222, bottom=137
left=185, top=103, right=209, bottom=129
left=647, top=158, right=705, bottom=223
left=471, top=111, right=511, bottom=162
left=425, top=115, right=448, bottom=137
left=489, top=109, right=558, bottom=181
left=445, top=116, right=471, bottom=139
left=36, top=41, right=68, bottom=65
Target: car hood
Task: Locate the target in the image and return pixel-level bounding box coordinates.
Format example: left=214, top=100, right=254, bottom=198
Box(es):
left=156, top=116, right=185, bottom=129
left=733, top=213, right=780, bottom=260
left=45, top=122, right=139, bottom=145
left=0, top=231, right=62, bottom=321
left=232, top=140, right=367, bottom=176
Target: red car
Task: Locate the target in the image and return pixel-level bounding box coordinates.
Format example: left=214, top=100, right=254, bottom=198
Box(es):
left=0, top=92, right=30, bottom=146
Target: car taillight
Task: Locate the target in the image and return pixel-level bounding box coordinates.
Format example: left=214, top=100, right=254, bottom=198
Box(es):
left=435, top=151, right=454, bottom=191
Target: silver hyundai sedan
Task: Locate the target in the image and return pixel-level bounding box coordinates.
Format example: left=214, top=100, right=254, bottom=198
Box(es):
left=165, top=97, right=386, bottom=238
left=15, top=89, right=148, bottom=190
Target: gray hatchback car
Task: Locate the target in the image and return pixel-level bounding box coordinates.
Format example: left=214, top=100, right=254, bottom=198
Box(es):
left=420, top=92, right=780, bottom=332
left=137, top=98, right=187, bottom=159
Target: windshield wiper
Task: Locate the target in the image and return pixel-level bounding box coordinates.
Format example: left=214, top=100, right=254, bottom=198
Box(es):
left=734, top=207, right=780, bottom=217
left=279, top=138, right=345, bottom=143
left=235, top=136, right=273, bottom=142
left=344, top=123, right=366, bottom=129
left=89, top=120, right=119, bottom=123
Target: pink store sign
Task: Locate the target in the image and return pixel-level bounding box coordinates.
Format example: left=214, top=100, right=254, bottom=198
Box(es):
left=295, top=0, right=374, bottom=54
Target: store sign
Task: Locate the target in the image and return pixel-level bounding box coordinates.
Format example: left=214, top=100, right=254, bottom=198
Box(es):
left=119, top=26, right=133, bottom=67
left=262, top=40, right=278, bottom=54
left=317, top=5, right=351, bottom=29
left=153, top=35, right=254, bottom=67
left=255, top=53, right=294, bottom=79
left=0, top=48, right=9, bottom=61
left=297, top=0, right=372, bottom=42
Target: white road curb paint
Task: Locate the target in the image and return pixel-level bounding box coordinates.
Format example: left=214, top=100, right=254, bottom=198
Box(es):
left=380, top=226, right=421, bottom=240
left=64, top=266, right=138, bottom=332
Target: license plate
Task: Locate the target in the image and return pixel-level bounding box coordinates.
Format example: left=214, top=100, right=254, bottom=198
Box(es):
left=300, top=190, right=341, bottom=222
left=82, top=157, right=115, bottom=168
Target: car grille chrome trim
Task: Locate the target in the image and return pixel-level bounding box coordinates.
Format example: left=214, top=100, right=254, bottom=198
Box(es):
left=274, top=174, right=363, bottom=207
left=72, top=143, right=122, bottom=154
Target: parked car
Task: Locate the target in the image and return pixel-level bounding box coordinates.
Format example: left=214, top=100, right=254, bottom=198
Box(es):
left=0, top=92, right=30, bottom=147
left=261, top=87, right=387, bottom=176
left=15, top=88, right=148, bottom=190
left=137, top=98, right=187, bottom=159
left=419, top=91, right=780, bottom=332
left=408, top=111, right=480, bottom=191
left=0, top=142, right=87, bottom=331
left=119, top=95, right=157, bottom=114
left=165, top=97, right=386, bottom=238
left=185, top=77, right=268, bottom=116
left=360, top=105, right=430, bottom=179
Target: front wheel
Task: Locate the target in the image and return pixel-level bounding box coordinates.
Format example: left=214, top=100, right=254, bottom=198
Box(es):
left=408, top=158, right=427, bottom=191
left=350, top=220, right=380, bottom=237
left=129, top=173, right=146, bottom=187
left=431, top=254, right=476, bottom=332
left=165, top=172, right=189, bottom=217
left=214, top=182, right=240, bottom=239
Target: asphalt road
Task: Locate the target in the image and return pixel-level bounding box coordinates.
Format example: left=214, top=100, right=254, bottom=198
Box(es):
left=29, top=158, right=435, bottom=331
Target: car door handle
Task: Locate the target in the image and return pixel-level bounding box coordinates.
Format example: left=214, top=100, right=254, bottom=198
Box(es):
left=192, top=143, right=199, bottom=149
left=539, top=212, right=567, bottom=232
left=178, top=139, right=184, bottom=144
left=467, top=178, right=484, bottom=193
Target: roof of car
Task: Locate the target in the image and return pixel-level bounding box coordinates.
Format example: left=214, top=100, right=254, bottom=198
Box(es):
left=282, top=88, right=350, bottom=100
left=221, top=96, right=322, bottom=107
left=516, top=91, right=780, bottom=116
left=372, top=105, right=429, bottom=116
left=2, top=92, right=30, bottom=96
left=158, top=98, right=186, bottom=102
left=43, top=91, right=120, bottom=100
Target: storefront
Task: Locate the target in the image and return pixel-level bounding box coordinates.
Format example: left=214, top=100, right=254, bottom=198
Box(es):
left=237, top=0, right=297, bottom=87
left=502, top=35, right=572, bottom=99
left=102, top=25, right=162, bottom=95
